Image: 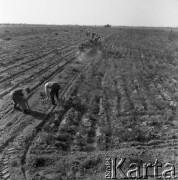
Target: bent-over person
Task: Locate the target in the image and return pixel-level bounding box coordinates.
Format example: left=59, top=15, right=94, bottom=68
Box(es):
left=10, top=87, right=31, bottom=114
left=44, top=81, right=61, bottom=105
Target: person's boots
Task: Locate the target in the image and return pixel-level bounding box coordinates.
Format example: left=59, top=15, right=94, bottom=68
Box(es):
left=13, top=104, right=18, bottom=110
left=23, top=109, right=30, bottom=114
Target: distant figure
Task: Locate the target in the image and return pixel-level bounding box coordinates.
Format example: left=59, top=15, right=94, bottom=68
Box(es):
left=10, top=87, right=31, bottom=114
left=44, top=81, right=61, bottom=105
left=91, top=32, right=96, bottom=39
left=86, top=31, right=90, bottom=37
left=93, top=36, right=101, bottom=45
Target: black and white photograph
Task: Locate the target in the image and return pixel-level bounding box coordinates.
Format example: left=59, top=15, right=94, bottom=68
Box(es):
left=0, top=0, right=178, bottom=179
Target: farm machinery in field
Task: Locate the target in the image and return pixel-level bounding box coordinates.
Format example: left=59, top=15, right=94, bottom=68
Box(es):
left=78, top=33, right=102, bottom=52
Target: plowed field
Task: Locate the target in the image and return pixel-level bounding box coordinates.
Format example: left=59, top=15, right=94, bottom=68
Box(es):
left=0, top=25, right=178, bottom=180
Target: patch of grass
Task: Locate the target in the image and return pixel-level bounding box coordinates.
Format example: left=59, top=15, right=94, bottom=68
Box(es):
left=10, top=159, right=19, bottom=167
left=55, top=141, right=69, bottom=151
left=28, top=156, right=52, bottom=168
left=80, top=155, right=102, bottom=173
left=39, top=91, right=45, bottom=99
left=4, top=37, right=11, bottom=41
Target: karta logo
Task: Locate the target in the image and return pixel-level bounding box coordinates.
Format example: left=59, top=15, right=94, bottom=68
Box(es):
left=105, top=158, right=177, bottom=179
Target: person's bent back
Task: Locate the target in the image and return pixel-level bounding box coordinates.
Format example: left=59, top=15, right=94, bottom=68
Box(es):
left=44, top=81, right=61, bottom=105
left=10, top=87, right=31, bottom=114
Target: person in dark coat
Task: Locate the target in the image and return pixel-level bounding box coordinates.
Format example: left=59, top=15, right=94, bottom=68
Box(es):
left=91, top=32, right=96, bottom=39
left=10, top=87, right=31, bottom=114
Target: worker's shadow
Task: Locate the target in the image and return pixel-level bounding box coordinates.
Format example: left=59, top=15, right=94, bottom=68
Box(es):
left=15, top=107, right=47, bottom=120
left=29, top=110, right=48, bottom=120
